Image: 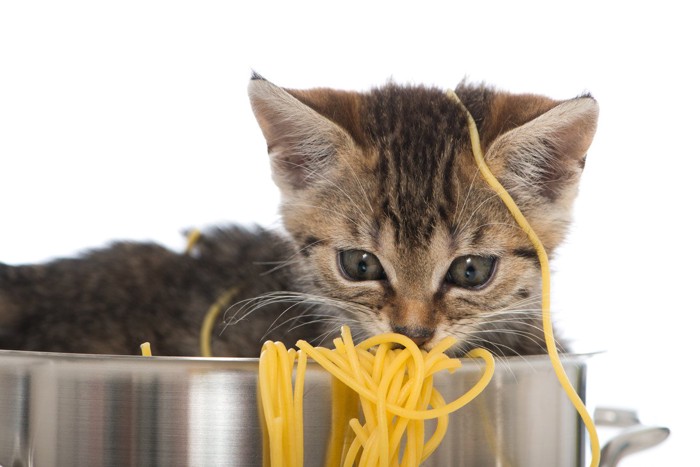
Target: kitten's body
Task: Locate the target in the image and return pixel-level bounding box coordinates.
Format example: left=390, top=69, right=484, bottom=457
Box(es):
left=0, top=76, right=598, bottom=357
left=0, top=227, right=321, bottom=356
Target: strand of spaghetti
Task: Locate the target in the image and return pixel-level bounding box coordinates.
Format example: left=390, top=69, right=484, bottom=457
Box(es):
left=399, top=372, right=432, bottom=466
left=424, top=336, right=457, bottom=362
left=388, top=351, right=410, bottom=463
left=425, top=359, right=461, bottom=376
left=293, top=349, right=307, bottom=466
left=343, top=420, right=365, bottom=467
left=357, top=347, right=380, bottom=381
left=404, top=416, right=422, bottom=467
left=362, top=429, right=381, bottom=467
left=349, top=418, right=370, bottom=448
left=258, top=346, right=277, bottom=433
left=271, top=417, right=284, bottom=467
left=139, top=342, right=152, bottom=356
left=395, top=358, right=422, bottom=407
left=184, top=228, right=202, bottom=255
left=275, top=342, right=296, bottom=464
left=342, top=328, right=379, bottom=432
left=420, top=388, right=448, bottom=461
left=354, top=424, right=372, bottom=467
left=199, top=286, right=239, bottom=357
left=372, top=342, right=391, bottom=384
left=326, top=376, right=358, bottom=467
left=268, top=343, right=284, bottom=451
left=356, top=332, right=429, bottom=351
left=315, top=346, right=354, bottom=375
left=259, top=343, right=281, bottom=466
left=260, top=414, right=271, bottom=467
left=376, top=347, right=412, bottom=467
left=389, top=355, right=426, bottom=456
left=296, top=340, right=494, bottom=420
left=446, top=89, right=601, bottom=466
left=287, top=347, right=296, bottom=369
left=268, top=344, right=282, bottom=421
left=388, top=370, right=408, bottom=461
left=340, top=396, right=358, bottom=465
left=388, top=354, right=408, bottom=406
left=256, top=374, right=271, bottom=467
left=408, top=359, right=432, bottom=462
left=425, top=354, right=460, bottom=376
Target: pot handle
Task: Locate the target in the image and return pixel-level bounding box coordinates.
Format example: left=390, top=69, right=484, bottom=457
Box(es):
left=595, top=407, right=670, bottom=467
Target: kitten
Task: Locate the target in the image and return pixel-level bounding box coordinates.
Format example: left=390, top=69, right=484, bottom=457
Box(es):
left=0, top=74, right=598, bottom=357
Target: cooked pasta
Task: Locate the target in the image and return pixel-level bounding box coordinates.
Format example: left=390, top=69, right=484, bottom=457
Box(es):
left=140, top=341, right=152, bottom=356
left=258, top=326, right=495, bottom=467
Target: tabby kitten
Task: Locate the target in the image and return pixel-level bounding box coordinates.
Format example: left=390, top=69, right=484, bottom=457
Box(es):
left=0, top=74, right=598, bottom=357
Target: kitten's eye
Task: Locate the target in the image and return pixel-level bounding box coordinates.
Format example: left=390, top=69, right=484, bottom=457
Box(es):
left=445, top=255, right=497, bottom=289
left=338, top=250, right=386, bottom=281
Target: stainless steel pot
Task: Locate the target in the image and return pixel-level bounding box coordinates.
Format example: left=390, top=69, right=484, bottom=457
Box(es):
left=0, top=350, right=663, bottom=467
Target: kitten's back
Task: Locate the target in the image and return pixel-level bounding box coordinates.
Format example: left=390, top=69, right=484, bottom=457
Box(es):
left=0, top=226, right=321, bottom=356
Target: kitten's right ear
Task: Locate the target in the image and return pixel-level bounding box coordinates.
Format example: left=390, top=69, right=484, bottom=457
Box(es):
left=248, top=74, right=355, bottom=193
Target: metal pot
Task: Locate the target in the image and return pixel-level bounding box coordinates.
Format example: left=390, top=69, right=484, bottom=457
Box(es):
left=0, top=350, right=664, bottom=466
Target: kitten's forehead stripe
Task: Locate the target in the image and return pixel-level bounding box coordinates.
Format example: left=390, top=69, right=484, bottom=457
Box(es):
left=363, top=84, right=493, bottom=248
left=440, top=140, right=456, bottom=218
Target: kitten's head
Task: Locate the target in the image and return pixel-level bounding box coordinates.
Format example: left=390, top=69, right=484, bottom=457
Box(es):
left=248, top=74, right=598, bottom=355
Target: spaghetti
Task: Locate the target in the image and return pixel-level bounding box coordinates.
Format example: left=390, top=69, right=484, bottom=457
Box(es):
left=199, top=286, right=240, bottom=358
left=139, top=341, right=152, bottom=357
left=258, top=326, right=495, bottom=466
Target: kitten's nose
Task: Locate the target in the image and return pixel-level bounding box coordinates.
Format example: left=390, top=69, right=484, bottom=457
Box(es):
left=392, top=325, right=434, bottom=348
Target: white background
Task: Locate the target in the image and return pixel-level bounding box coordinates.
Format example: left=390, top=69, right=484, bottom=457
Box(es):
left=1, top=1, right=697, bottom=465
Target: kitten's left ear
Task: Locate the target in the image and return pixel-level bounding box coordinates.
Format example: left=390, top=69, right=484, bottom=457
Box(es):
left=487, top=95, right=599, bottom=207
left=248, top=74, right=357, bottom=194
